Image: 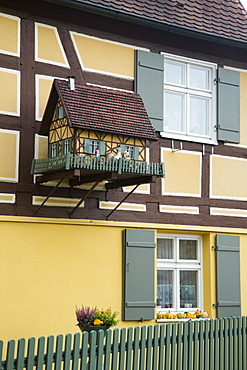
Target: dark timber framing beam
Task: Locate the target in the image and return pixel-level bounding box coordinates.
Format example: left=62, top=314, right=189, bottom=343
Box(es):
left=69, top=181, right=100, bottom=217
left=105, top=175, right=156, bottom=189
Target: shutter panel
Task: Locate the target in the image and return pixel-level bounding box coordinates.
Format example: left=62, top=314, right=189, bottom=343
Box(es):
left=99, top=141, right=105, bottom=155
left=217, top=68, right=240, bottom=143
left=215, top=234, right=241, bottom=317
left=123, top=229, right=156, bottom=321
left=84, top=138, right=90, bottom=153
left=133, top=146, right=139, bottom=160
left=134, top=50, right=164, bottom=132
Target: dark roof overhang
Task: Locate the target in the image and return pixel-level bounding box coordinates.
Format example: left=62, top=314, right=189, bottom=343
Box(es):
left=43, top=0, right=247, bottom=50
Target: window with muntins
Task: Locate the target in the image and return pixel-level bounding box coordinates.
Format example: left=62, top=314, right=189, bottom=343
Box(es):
left=157, top=234, right=202, bottom=312
left=163, top=54, right=217, bottom=143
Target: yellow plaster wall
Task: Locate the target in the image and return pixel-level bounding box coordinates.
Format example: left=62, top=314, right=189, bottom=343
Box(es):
left=0, top=130, right=19, bottom=182
left=36, top=23, right=68, bottom=67
left=36, top=76, right=54, bottom=120
left=211, top=155, right=247, bottom=200
left=35, top=135, right=48, bottom=159
left=70, top=32, right=135, bottom=78
left=0, top=69, right=19, bottom=115
left=161, top=149, right=201, bottom=196
left=1, top=217, right=243, bottom=343
left=0, top=13, right=19, bottom=56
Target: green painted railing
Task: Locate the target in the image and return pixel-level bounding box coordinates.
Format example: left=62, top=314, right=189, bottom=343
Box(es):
left=31, top=153, right=166, bottom=178
left=1, top=317, right=247, bottom=370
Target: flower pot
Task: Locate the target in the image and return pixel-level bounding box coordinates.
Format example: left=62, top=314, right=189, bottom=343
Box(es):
left=78, top=325, right=111, bottom=334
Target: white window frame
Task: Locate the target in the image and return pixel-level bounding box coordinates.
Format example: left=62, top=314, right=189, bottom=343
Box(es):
left=51, top=142, right=58, bottom=158
left=157, top=233, right=203, bottom=312
left=161, top=53, right=217, bottom=145
left=63, top=138, right=71, bottom=154
left=89, top=139, right=100, bottom=154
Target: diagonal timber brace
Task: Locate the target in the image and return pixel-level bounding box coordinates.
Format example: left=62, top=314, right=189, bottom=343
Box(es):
left=69, top=181, right=100, bottom=217
left=106, top=184, right=140, bottom=220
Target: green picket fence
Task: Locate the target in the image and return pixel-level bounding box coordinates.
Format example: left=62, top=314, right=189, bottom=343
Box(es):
left=1, top=317, right=246, bottom=370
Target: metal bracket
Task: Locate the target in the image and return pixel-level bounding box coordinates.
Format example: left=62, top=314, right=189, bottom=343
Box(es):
left=106, top=184, right=140, bottom=220
left=69, top=181, right=100, bottom=217
left=35, top=178, right=65, bottom=214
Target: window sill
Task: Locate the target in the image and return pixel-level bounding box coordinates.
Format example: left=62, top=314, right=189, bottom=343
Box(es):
left=157, top=318, right=209, bottom=323
left=160, top=131, right=217, bottom=146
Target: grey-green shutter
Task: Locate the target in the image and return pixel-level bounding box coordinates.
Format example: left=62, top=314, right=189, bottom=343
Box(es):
left=217, top=68, right=240, bottom=143
left=134, top=50, right=164, bottom=132
left=84, top=138, right=90, bottom=153
left=99, top=141, right=105, bottom=155
left=215, top=234, right=241, bottom=317
left=123, top=229, right=156, bottom=321
left=133, top=146, right=139, bottom=160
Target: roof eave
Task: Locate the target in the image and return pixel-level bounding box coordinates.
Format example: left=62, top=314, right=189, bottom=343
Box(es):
left=43, top=0, right=247, bottom=49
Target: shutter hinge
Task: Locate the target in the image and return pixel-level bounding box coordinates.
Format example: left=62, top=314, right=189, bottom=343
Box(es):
left=212, top=246, right=217, bottom=250
left=212, top=303, right=218, bottom=307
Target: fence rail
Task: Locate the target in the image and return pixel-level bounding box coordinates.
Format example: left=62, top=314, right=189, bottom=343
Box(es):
left=31, top=154, right=166, bottom=178
left=1, top=317, right=246, bottom=370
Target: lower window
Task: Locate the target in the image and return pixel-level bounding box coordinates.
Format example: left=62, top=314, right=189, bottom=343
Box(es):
left=157, top=234, right=202, bottom=312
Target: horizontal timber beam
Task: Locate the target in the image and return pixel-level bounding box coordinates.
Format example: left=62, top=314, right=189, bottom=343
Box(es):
left=69, top=171, right=117, bottom=186
left=36, top=169, right=80, bottom=184
left=105, top=175, right=156, bottom=190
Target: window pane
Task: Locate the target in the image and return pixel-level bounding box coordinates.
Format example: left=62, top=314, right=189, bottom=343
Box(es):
left=157, top=270, right=173, bottom=308
left=180, top=271, right=198, bottom=308
left=157, top=239, right=173, bottom=259
left=189, top=96, right=209, bottom=136
left=179, top=239, right=197, bottom=259
left=189, top=66, right=210, bottom=90
left=164, top=61, right=185, bottom=85
left=165, top=91, right=185, bottom=132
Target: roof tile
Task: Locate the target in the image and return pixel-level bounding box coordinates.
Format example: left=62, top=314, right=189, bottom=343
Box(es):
left=81, top=0, right=247, bottom=41
left=55, top=80, right=157, bottom=140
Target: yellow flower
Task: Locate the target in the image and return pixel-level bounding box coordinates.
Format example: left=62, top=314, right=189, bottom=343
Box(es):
left=93, top=319, right=104, bottom=326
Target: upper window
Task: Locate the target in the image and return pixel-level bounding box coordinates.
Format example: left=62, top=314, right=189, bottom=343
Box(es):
left=163, top=54, right=217, bottom=144
left=157, top=234, right=202, bottom=312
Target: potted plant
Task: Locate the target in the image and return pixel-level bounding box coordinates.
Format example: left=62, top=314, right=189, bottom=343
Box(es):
left=156, top=298, right=162, bottom=310
left=75, top=305, right=119, bottom=334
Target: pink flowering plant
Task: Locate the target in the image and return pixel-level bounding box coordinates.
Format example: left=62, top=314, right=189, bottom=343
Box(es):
left=75, top=305, right=119, bottom=328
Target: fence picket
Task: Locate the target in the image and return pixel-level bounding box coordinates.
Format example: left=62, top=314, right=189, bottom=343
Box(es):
left=16, top=338, right=25, bottom=370
left=233, top=317, right=238, bottom=370
left=198, top=320, right=204, bottom=370
left=80, top=332, right=89, bottom=370
left=176, top=323, right=183, bottom=370
left=187, top=322, right=193, bottom=370
left=139, top=326, right=146, bottom=370
left=72, top=333, right=80, bottom=370
left=118, top=328, right=126, bottom=370
left=45, top=336, right=54, bottom=370
left=238, top=317, right=242, bottom=370
left=182, top=322, right=188, bottom=370
left=218, top=318, right=224, bottom=370
left=165, top=323, right=171, bottom=370
left=6, top=340, right=15, bottom=370
left=54, top=335, right=63, bottom=370
left=229, top=318, right=233, bottom=370
left=152, top=325, right=159, bottom=370
left=36, top=337, right=45, bottom=370
left=193, top=321, right=198, bottom=370
left=214, top=318, right=219, bottom=370
left=158, top=324, right=165, bottom=370
left=146, top=326, right=153, bottom=370
left=63, top=334, right=72, bottom=370
left=242, top=317, right=247, bottom=370
left=204, top=320, right=209, bottom=370
left=132, top=327, right=139, bottom=370
left=88, top=332, right=97, bottom=370
left=170, top=321, right=177, bottom=370
left=26, top=337, right=35, bottom=370
left=104, top=329, right=112, bottom=370
left=126, top=328, right=133, bottom=370
left=111, top=329, right=119, bottom=370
